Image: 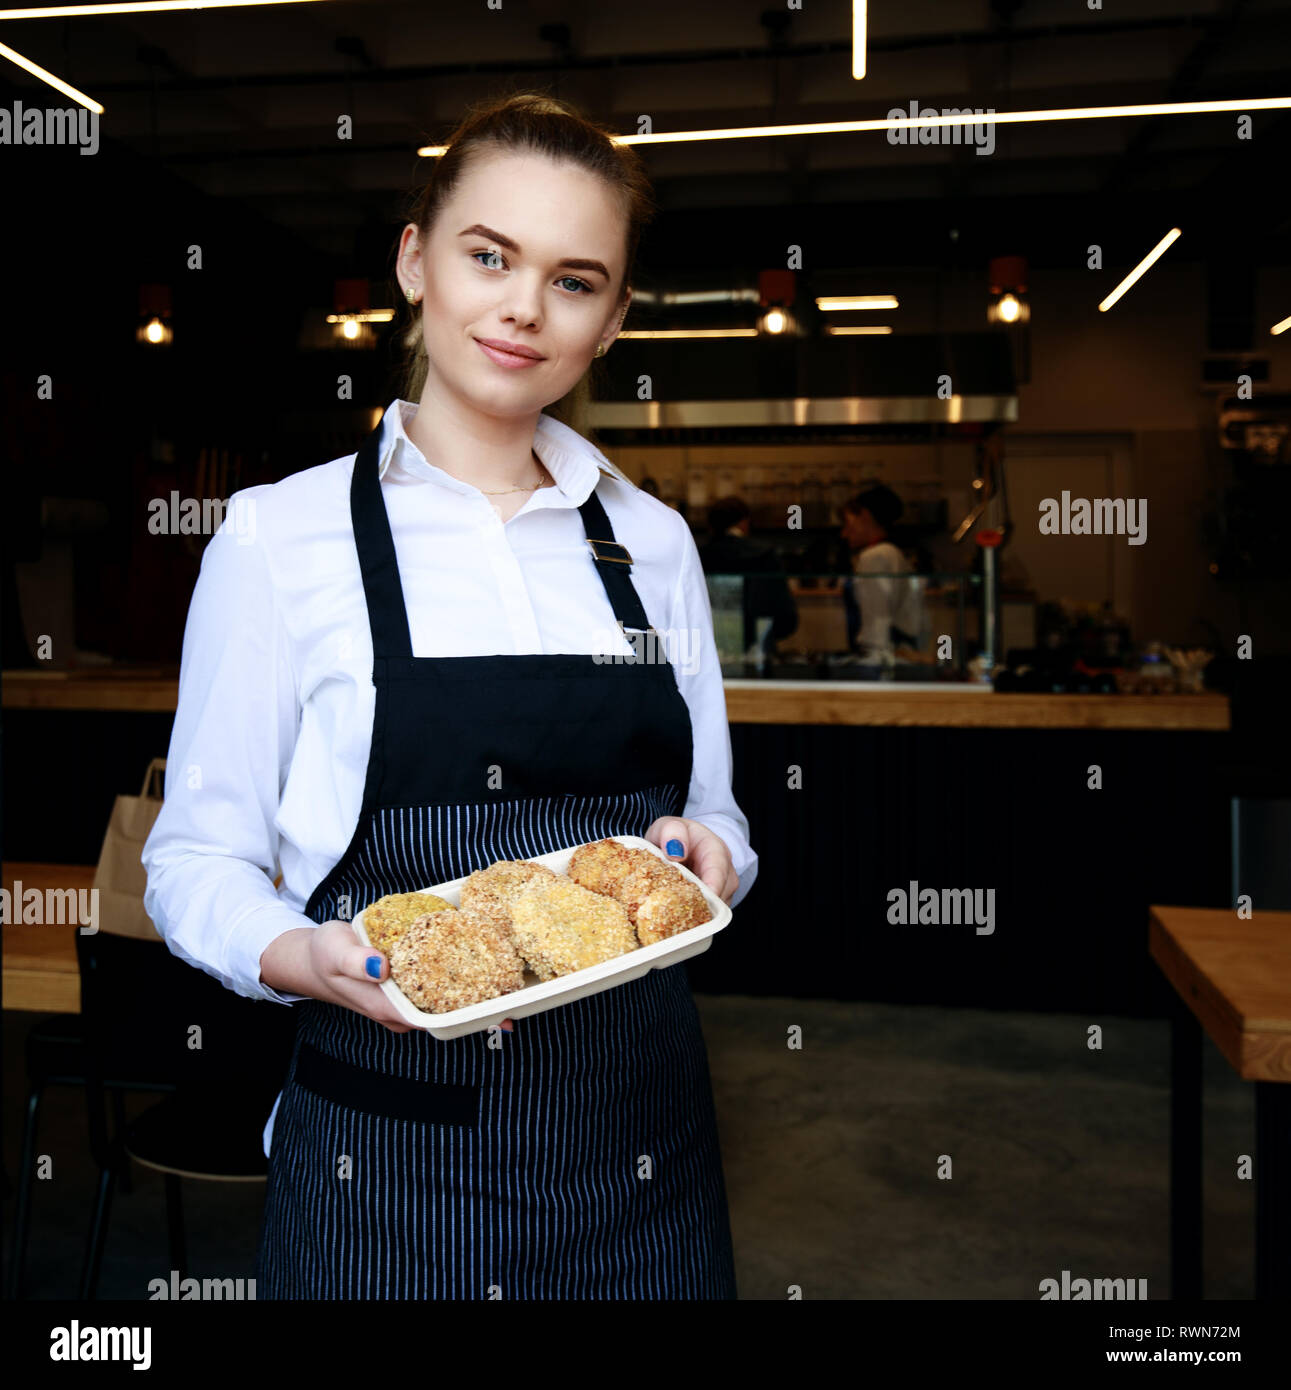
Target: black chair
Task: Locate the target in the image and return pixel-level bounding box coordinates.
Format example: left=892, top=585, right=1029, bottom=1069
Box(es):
left=80, top=929, right=299, bottom=1298
left=6, top=1010, right=176, bottom=1299
left=9, top=928, right=298, bottom=1299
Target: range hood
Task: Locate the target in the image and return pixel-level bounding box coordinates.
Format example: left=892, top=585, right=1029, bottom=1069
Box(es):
left=590, top=332, right=1017, bottom=442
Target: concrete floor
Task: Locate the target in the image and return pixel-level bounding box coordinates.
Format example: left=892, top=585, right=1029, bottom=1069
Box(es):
left=2, top=995, right=1255, bottom=1300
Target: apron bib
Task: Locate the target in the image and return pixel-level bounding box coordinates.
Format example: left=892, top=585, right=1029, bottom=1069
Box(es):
left=256, top=420, right=738, bottom=1299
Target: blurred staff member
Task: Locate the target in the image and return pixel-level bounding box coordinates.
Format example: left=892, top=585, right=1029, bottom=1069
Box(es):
left=698, top=495, right=798, bottom=660
left=840, top=485, right=924, bottom=658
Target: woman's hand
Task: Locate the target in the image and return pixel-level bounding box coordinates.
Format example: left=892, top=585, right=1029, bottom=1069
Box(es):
left=260, top=923, right=514, bottom=1033
left=645, top=817, right=739, bottom=904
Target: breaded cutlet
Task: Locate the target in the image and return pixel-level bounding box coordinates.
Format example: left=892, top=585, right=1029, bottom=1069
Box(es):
left=634, top=878, right=710, bottom=945
left=388, top=907, right=526, bottom=1013
left=567, top=838, right=711, bottom=945
left=362, top=890, right=454, bottom=955
left=508, top=876, right=637, bottom=981
left=565, top=838, right=635, bottom=895
left=459, top=859, right=559, bottom=936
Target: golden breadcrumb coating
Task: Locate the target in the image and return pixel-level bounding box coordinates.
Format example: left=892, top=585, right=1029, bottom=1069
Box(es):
left=566, top=838, right=712, bottom=944
left=565, top=838, right=635, bottom=896
left=459, top=859, right=558, bottom=936
left=612, top=860, right=673, bottom=919
left=362, top=891, right=453, bottom=955
left=634, top=880, right=711, bottom=945
left=388, top=907, right=526, bottom=1013
left=508, top=876, right=638, bottom=981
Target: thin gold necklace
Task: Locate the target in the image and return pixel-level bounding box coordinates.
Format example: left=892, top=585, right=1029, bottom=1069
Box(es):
left=477, top=451, right=553, bottom=496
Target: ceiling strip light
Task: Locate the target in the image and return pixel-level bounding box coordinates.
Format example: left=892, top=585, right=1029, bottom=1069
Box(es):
left=0, top=39, right=103, bottom=111
left=1098, top=228, right=1182, bottom=312
left=817, top=295, right=899, bottom=310
left=618, top=329, right=760, bottom=339
left=417, top=97, right=1291, bottom=157
left=0, top=1, right=326, bottom=16
left=852, top=1, right=867, bottom=81
left=617, top=98, right=1291, bottom=145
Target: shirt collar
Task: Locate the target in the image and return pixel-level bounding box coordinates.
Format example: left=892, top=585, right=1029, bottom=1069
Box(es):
left=376, top=398, right=636, bottom=506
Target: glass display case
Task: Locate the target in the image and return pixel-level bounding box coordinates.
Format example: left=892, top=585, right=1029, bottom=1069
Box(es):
left=704, top=571, right=983, bottom=680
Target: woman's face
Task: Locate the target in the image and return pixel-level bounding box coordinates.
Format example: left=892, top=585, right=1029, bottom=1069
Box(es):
left=398, top=150, right=630, bottom=419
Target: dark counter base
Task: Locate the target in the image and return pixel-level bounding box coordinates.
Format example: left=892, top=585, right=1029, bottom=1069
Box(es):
left=685, top=723, right=1236, bottom=1016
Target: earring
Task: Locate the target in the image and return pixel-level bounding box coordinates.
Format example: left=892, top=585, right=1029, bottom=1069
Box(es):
left=594, top=343, right=606, bottom=358
left=405, top=287, right=418, bottom=304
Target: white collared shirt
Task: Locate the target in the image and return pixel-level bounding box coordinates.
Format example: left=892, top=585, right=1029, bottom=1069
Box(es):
left=142, top=399, right=758, bottom=1011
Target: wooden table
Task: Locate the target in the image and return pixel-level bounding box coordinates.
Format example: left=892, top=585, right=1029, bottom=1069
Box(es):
left=2, top=864, right=95, bottom=1013
left=1149, top=905, right=1291, bottom=1301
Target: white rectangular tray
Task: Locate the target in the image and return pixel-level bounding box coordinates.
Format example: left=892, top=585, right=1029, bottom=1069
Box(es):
left=351, top=835, right=733, bottom=1038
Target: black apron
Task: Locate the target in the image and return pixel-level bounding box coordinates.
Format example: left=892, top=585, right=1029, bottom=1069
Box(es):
left=256, top=419, right=738, bottom=1299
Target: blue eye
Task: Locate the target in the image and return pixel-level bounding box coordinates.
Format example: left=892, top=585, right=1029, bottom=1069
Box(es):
left=472, top=250, right=591, bottom=295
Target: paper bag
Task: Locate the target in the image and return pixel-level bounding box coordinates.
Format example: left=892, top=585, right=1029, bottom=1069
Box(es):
left=92, top=757, right=167, bottom=940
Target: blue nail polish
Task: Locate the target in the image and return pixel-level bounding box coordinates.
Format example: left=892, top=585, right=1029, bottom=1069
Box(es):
left=666, top=838, right=684, bottom=857
left=365, top=955, right=383, bottom=979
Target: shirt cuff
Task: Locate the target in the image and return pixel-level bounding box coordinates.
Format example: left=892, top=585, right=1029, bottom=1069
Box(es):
left=224, top=901, right=319, bottom=1005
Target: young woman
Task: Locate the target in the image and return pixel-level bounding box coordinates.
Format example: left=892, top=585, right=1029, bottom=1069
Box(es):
left=141, top=92, right=757, bottom=1299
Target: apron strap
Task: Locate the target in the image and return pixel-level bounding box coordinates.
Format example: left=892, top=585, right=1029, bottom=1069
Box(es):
left=349, top=411, right=656, bottom=658
left=577, top=488, right=655, bottom=634
left=350, top=420, right=414, bottom=660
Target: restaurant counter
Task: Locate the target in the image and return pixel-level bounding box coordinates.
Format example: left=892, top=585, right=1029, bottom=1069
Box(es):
left=2, top=670, right=1230, bottom=730
left=2, top=669, right=1236, bottom=1017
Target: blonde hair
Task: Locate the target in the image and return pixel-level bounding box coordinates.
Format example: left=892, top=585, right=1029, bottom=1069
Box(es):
left=395, top=90, right=656, bottom=441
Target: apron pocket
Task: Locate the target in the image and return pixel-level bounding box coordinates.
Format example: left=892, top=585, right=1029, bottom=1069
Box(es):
left=293, top=1040, right=480, bottom=1125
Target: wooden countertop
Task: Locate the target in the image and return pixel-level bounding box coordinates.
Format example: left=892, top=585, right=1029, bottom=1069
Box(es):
left=2, top=863, right=93, bottom=1013
left=3, top=669, right=181, bottom=713
left=3, top=669, right=1230, bottom=730
left=1149, top=905, right=1291, bottom=1082
left=723, top=682, right=1229, bottom=729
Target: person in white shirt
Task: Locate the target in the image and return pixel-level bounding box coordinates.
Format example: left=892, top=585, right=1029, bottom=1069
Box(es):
left=841, top=484, right=924, bottom=658
left=142, top=92, right=756, bottom=1300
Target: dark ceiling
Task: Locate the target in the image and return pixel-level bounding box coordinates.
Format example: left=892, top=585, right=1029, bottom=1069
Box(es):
left=4, top=0, right=1290, bottom=275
